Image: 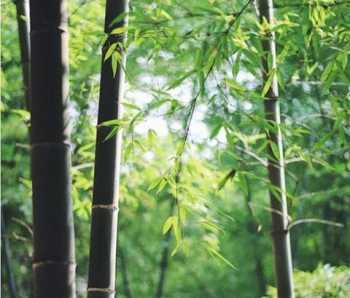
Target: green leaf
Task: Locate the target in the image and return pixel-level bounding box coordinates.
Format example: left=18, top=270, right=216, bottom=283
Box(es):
left=320, top=62, right=334, bottom=84
left=225, top=79, right=246, bottom=94
left=99, top=118, right=128, bottom=128
left=218, top=169, right=236, bottom=190
left=148, top=176, right=168, bottom=193
left=337, top=52, right=348, bottom=70
left=262, top=68, right=276, bottom=97
left=171, top=217, right=182, bottom=256
left=122, top=102, right=141, bottom=111
left=270, top=142, right=280, bottom=160
left=237, top=173, right=249, bottom=197
left=108, top=12, right=128, bottom=28
left=162, top=216, right=176, bottom=234
left=104, top=126, right=119, bottom=141
left=167, top=69, right=196, bottom=90
left=104, top=43, right=117, bottom=62
left=231, top=52, right=241, bottom=78
left=110, top=26, right=128, bottom=35
left=147, top=129, right=157, bottom=144
left=207, top=247, right=236, bottom=269
left=111, top=52, right=120, bottom=77
left=210, top=122, right=223, bottom=139
left=134, top=139, right=146, bottom=151
left=11, top=109, right=30, bottom=121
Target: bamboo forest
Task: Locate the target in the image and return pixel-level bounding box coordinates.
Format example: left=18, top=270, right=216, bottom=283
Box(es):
left=1, top=0, right=350, bottom=297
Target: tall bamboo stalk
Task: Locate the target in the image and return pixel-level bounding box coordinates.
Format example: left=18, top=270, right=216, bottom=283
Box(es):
left=1, top=210, right=17, bottom=298
left=14, top=0, right=31, bottom=111
left=118, top=246, right=133, bottom=298
left=29, top=1, right=76, bottom=297
left=256, top=0, right=294, bottom=297
left=243, top=178, right=266, bottom=297
left=155, top=200, right=175, bottom=298
left=87, top=1, right=128, bottom=297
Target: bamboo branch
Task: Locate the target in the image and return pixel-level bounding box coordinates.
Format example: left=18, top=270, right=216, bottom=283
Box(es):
left=288, top=218, right=344, bottom=230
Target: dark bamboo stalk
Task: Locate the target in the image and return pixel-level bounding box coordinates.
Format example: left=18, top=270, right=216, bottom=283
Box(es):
left=155, top=200, right=175, bottom=298
left=29, top=1, right=76, bottom=297
left=118, top=246, right=133, bottom=298
left=1, top=210, right=18, bottom=298
left=155, top=229, right=172, bottom=298
left=87, top=1, right=128, bottom=297
left=256, top=1, right=294, bottom=297
left=244, top=177, right=266, bottom=297
left=14, top=0, right=31, bottom=111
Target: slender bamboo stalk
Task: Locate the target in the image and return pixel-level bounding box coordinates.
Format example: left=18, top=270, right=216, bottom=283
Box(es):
left=29, top=1, right=76, bottom=297
left=243, top=177, right=266, bottom=297
left=155, top=201, right=175, bottom=298
left=118, top=246, right=133, bottom=298
left=87, top=1, right=128, bottom=297
left=256, top=1, right=294, bottom=297
left=1, top=210, right=18, bottom=298
left=14, top=0, right=31, bottom=111
left=155, top=230, right=172, bottom=298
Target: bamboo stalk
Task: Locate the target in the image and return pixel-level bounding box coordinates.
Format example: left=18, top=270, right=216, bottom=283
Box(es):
left=118, top=246, right=133, bottom=298
left=1, top=210, right=18, bottom=298
left=87, top=1, right=128, bottom=297
left=244, top=178, right=267, bottom=297
left=29, top=1, right=76, bottom=297
left=256, top=1, right=294, bottom=297
left=155, top=200, right=175, bottom=298
left=14, top=0, right=31, bottom=111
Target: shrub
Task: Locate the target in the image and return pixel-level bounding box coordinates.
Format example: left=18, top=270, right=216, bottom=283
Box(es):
left=265, top=265, right=350, bottom=298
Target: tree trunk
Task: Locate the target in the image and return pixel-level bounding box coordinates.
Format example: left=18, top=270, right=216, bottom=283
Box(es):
left=29, top=1, right=76, bottom=297
left=87, top=1, right=128, bottom=297
left=14, top=0, right=31, bottom=111
left=256, top=1, right=294, bottom=297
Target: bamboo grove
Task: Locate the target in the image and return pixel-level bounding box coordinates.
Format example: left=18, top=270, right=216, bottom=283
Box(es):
left=2, top=0, right=350, bottom=298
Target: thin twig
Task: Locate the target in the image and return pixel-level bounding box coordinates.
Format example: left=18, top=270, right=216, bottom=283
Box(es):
left=288, top=218, right=344, bottom=230
left=11, top=217, right=33, bottom=237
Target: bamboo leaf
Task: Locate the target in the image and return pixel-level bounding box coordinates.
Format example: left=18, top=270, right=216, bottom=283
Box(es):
left=108, top=12, right=128, bottom=28
left=162, top=216, right=176, bottom=235
left=122, top=102, right=141, bottom=111
left=218, top=169, right=236, bottom=190
left=104, top=43, right=117, bottom=62
left=110, top=26, right=128, bottom=35
left=270, top=142, right=280, bottom=160
left=11, top=109, right=30, bottom=121
left=167, top=69, right=196, bottom=90
left=99, top=118, right=128, bottom=127
left=262, top=68, right=276, bottom=97
left=207, top=247, right=236, bottom=269
left=111, top=52, right=119, bottom=77
left=104, top=126, right=119, bottom=141
left=171, top=217, right=182, bottom=256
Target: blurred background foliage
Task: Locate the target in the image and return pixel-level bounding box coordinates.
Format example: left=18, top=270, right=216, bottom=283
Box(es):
left=1, top=0, right=350, bottom=297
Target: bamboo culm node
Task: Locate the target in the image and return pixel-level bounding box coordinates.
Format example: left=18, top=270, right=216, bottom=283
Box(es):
left=32, top=261, right=76, bottom=269
left=92, top=205, right=119, bottom=211
left=87, top=288, right=115, bottom=293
